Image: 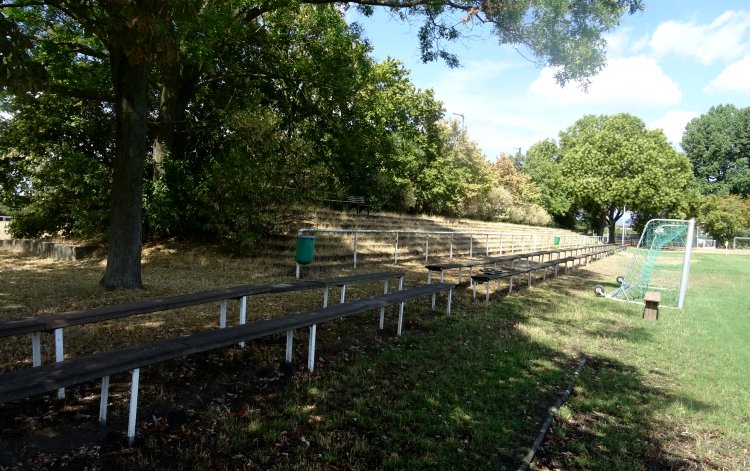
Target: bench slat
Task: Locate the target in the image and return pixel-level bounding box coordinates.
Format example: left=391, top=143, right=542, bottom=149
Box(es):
left=0, top=283, right=452, bottom=404
left=0, top=272, right=405, bottom=337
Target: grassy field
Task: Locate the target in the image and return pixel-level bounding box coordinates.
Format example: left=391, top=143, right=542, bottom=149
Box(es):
left=0, top=248, right=748, bottom=470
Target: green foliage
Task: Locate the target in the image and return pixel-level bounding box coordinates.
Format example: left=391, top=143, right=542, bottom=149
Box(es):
left=559, top=113, right=694, bottom=238
left=681, top=104, right=750, bottom=197
left=0, top=0, right=644, bottom=257
left=0, top=92, right=112, bottom=239
left=523, top=139, right=574, bottom=219
left=698, top=194, right=750, bottom=243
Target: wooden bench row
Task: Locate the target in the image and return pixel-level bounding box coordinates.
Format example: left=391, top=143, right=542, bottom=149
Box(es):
left=0, top=281, right=453, bottom=445
left=470, top=244, right=625, bottom=302
left=0, top=271, right=406, bottom=401
left=425, top=244, right=617, bottom=286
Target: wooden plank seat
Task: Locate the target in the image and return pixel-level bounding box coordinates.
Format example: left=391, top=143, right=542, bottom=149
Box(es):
left=471, top=268, right=529, bottom=301
left=322, top=195, right=371, bottom=215
left=0, top=271, right=405, bottom=402
left=0, top=282, right=452, bottom=445
left=470, top=255, right=584, bottom=302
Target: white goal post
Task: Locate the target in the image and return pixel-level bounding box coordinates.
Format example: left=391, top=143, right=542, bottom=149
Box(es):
left=733, top=237, right=750, bottom=249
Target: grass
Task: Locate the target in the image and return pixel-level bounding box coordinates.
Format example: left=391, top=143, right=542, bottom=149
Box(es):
left=0, top=248, right=748, bottom=470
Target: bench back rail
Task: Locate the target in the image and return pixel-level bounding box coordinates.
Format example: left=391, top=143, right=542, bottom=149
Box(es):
left=0, top=271, right=405, bottom=400
left=0, top=282, right=452, bottom=445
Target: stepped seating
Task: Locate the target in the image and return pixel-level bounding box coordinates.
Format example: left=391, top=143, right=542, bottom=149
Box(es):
left=279, top=208, right=594, bottom=275
left=0, top=274, right=452, bottom=445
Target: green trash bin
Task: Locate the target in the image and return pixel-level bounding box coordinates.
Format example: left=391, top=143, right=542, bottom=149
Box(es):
left=295, top=235, right=315, bottom=265
left=554, top=236, right=561, bottom=247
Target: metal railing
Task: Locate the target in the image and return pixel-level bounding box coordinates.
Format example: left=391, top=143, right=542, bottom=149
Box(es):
left=295, top=228, right=607, bottom=278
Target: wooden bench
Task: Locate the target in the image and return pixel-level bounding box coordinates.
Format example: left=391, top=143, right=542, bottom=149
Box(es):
left=0, top=271, right=405, bottom=399
left=322, top=195, right=371, bottom=215
left=346, top=195, right=370, bottom=215
left=643, top=291, right=660, bottom=320
left=471, top=267, right=533, bottom=301
left=0, top=282, right=453, bottom=445
left=424, top=245, right=592, bottom=287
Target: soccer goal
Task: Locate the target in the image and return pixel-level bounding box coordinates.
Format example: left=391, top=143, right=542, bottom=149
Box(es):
left=733, top=237, right=750, bottom=250
left=595, top=218, right=695, bottom=309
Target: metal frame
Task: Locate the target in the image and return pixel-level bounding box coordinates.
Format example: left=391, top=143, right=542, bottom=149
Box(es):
left=605, top=218, right=694, bottom=309
left=295, top=228, right=606, bottom=278
left=732, top=237, right=750, bottom=250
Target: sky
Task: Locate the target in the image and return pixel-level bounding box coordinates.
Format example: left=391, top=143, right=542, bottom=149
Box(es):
left=347, top=1, right=750, bottom=159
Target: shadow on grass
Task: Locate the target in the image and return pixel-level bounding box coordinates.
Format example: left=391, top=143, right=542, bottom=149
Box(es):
left=0, top=249, right=709, bottom=470
left=534, top=354, right=717, bottom=471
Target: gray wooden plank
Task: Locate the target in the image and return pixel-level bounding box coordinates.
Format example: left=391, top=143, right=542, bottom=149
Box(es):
left=0, top=283, right=453, bottom=404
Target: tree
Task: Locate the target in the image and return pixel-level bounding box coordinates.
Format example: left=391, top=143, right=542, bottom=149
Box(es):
left=681, top=104, right=750, bottom=197
left=415, top=119, right=491, bottom=215
left=559, top=113, right=693, bottom=242
left=1, top=0, right=643, bottom=289
left=698, top=194, right=750, bottom=244
left=522, top=139, right=576, bottom=227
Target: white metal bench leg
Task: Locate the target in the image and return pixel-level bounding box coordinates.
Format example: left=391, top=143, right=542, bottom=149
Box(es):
left=432, top=270, right=444, bottom=311
left=472, top=280, right=477, bottom=301
left=31, top=332, right=41, bottom=367
left=340, top=285, right=347, bottom=304
left=285, top=330, right=294, bottom=365
left=99, top=375, right=110, bottom=426
left=239, top=296, right=247, bottom=348
left=308, top=324, right=317, bottom=372
left=428, top=271, right=436, bottom=310
left=446, top=288, right=453, bottom=315
left=219, top=299, right=227, bottom=329
left=485, top=282, right=490, bottom=303
left=379, top=281, right=388, bottom=330
left=323, top=287, right=329, bottom=308
left=55, top=328, right=64, bottom=400
left=397, top=302, right=405, bottom=336
left=128, top=368, right=140, bottom=446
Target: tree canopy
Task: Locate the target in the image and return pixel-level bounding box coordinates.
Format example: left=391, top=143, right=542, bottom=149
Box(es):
left=518, top=114, right=694, bottom=241
left=1, top=0, right=643, bottom=288
left=681, top=104, right=750, bottom=197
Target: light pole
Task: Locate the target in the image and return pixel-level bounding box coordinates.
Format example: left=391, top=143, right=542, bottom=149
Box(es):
left=452, top=112, right=465, bottom=128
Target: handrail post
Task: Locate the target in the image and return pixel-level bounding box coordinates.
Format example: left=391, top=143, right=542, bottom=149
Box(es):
left=353, top=230, right=358, bottom=268
left=394, top=232, right=399, bottom=264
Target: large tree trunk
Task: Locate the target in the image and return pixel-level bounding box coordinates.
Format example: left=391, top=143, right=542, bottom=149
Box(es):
left=152, top=65, right=200, bottom=174
left=606, top=205, right=624, bottom=244
left=100, top=47, right=149, bottom=290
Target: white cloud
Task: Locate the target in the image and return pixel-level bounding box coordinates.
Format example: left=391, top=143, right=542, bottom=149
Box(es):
left=527, top=56, right=681, bottom=108
left=603, top=27, right=633, bottom=58
left=649, top=10, right=750, bottom=65
left=649, top=110, right=699, bottom=147
left=705, top=55, right=750, bottom=93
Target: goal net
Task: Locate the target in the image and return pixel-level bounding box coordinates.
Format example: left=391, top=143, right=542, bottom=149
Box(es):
left=605, top=218, right=695, bottom=308
left=733, top=237, right=750, bottom=250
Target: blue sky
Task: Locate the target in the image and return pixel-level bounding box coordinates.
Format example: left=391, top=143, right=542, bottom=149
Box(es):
left=348, top=2, right=750, bottom=159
